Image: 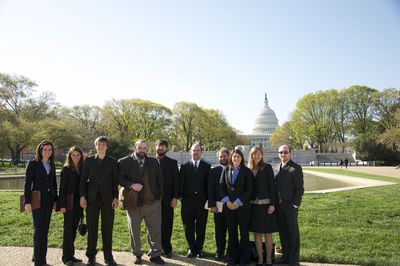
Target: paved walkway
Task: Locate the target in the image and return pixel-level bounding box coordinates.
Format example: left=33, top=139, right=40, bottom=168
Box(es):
left=0, top=247, right=357, bottom=266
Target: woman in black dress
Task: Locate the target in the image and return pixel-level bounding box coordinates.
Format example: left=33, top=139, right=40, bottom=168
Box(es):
left=24, top=140, right=58, bottom=266
left=220, top=148, right=253, bottom=265
left=248, top=146, right=278, bottom=266
left=59, top=146, right=84, bottom=265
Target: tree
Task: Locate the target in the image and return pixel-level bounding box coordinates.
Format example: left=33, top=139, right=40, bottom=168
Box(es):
left=269, top=121, right=305, bottom=150
left=171, top=102, right=203, bottom=151
left=100, top=99, right=171, bottom=152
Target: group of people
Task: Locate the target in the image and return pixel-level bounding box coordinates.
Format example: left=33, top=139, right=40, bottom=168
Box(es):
left=23, top=137, right=304, bottom=266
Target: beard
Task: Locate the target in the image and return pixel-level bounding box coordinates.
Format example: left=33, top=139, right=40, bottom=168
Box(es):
left=219, top=158, right=228, bottom=166
left=136, top=152, right=146, bottom=159
left=156, top=150, right=167, bottom=157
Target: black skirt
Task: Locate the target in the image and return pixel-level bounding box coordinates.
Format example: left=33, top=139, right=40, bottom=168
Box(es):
left=250, top=204, right=279, bottom=233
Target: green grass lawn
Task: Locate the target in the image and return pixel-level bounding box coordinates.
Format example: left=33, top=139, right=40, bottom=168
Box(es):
left=1, top=170, right=399, bottom=265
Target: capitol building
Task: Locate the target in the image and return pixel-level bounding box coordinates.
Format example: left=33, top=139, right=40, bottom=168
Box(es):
left=243, top=93, right=279, bottom=151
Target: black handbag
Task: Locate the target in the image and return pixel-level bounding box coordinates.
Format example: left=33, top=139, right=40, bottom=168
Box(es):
left=78, top=213, right=87, bottom=236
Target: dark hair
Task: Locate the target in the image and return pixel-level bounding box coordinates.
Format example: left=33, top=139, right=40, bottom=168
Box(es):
left=64, top=146, right=83, bottom=172
left=155, top=139, right=168, bottom=147
left=94, top=136, right=109, bottom=146
left=34, top=140, right=55, bottom=163
left=228, top=148, right=245, bottom=167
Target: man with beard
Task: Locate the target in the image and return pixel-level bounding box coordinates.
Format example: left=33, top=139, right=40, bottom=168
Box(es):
left=179, top=143, right=211, bottom=258
left=207, top=147, right=229, bottom=261
left=118, top=140, right=165, bottom=265
left=155, top=140, right=179, bottom=258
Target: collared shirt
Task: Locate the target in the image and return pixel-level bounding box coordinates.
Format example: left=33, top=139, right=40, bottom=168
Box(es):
left=42, top=160, right=51, bottom=175
left=192, top=159, right=200, bottom=168
left=230, top=166, right=240, bottom=184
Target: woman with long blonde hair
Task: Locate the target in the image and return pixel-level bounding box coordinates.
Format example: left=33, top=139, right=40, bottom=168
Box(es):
left=248, top=146, right=278, bottom=266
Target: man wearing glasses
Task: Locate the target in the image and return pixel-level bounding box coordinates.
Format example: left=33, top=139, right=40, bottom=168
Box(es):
left=274, top=145, right=304, bottom=266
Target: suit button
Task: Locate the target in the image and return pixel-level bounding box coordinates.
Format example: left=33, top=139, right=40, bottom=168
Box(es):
left=195, top=191, right=197, bottom=194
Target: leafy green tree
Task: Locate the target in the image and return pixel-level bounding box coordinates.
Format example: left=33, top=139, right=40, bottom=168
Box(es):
left=269, top=121, right=305, bottom=150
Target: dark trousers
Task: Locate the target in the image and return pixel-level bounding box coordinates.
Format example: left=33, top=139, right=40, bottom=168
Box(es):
left=161, top=203, right=174, bottom=253
left=181, top=197, right=208, bottom=252
left=223, top=204, right=251, bottom=265
left=62, top=205, right=83, bottom=262
left=86, top=199, right=115, bottom=261
left=214, top=212, right=227, bottom=256
left=32, top=193, right=53, bottom=266
left=277, top=205, right=300, bottom=264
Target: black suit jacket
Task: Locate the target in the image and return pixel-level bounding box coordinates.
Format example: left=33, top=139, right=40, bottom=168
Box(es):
left=118, top=155, right=164, bottom=200
left=24, top=160, right=57, bottom=204
left=251, top=163, right=277, bottom=205
left=220, top=165, right=253, bottom=206
left=79, top=155, right=118, bottom=205
left=207, top=165, right=225, bottom=208
left=274, top=159, right=304, bottom=208
left=158, top=156, right=179, bottom=206
left=179, top=159, right=211, bottom=200
left=59, top=166, right=81, bottom=208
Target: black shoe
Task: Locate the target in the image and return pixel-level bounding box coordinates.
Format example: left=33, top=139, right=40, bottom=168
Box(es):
left=105, top=259, right=117, bottom=266
left=196, top=250, right=204, bottom=258
left=214, top=253, right=223, bottom=261
left=134, top=256, right=142, bottom=265
left=64, top=261, right=74, bottom=266
left=256, top=263, right=264, bottom=266
left=186, top=250, right=196, bottom=258
left=275, top=257, right=289, bottom=265
left=149, top=256, right=165, bottom=265
left=71, top=257, right=83, bottom=263
left=87, top=257, right=96, bottom=266
left=164, top=252, right=172, bottom=258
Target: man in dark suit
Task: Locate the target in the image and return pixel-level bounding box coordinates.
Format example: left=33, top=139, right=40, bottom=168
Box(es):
left=79, top=136, right=118, bottom=266
left=179, top=143, right=211, bottom=258
left=274, top=145, right=304, bottom=266
left=155, top=139, right=179, bottom=258
left=118, top=140, right=165, bottom=265
left=207, top=147, right=229, bottom=261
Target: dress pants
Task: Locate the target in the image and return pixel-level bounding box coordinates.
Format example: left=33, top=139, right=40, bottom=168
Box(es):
left=32, top=192, right=54, bottom=266
left=181, top=197, right=208, bottom=253
left=223, top=204, right=251, bottom=265
left=126, top=200, right=162, bottom=258
left=86, top=197, right=115, bottom=261
left=161, top=202, right=174, bottom=254
left=214, top=212, right=227, bottom=256
left=62, top=205, right=83, bottom=262
left=277, top=205, right=300, bottom=264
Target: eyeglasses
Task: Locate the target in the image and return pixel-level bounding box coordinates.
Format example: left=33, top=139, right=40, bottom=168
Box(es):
left=278, top=151, right=289, bottom=154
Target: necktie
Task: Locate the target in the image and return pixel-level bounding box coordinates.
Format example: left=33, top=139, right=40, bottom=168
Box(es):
left=194, top=161, right=198, bottom=173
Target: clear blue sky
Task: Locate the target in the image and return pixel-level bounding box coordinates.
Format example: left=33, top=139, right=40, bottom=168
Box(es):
left=1, top=0, right=399, bottom=134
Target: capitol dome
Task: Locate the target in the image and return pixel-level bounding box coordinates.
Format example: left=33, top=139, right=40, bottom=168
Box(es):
left=252, top=93, right=279, bottom=135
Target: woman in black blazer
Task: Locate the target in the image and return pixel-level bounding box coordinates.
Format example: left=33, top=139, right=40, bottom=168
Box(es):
left=59, top=146, right=84, bottom=265
left=24, top=140, right=58, bottom=266
left=220, top=148, right=253, bottom=266
left=248, top=146, right=278, bottom=266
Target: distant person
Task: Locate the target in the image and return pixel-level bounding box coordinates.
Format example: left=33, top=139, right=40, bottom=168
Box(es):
left=248, top=147, right=278, bottom=266
left=155, top=140, right=179, bottom=259
left=274, top=145, right=304, bottom=266
left=344, top=158, right=349, bottom=169
left=179, top=143, right=211, bottom=258
left=80, top=136, right=118, bottom=266
left=339, top=159, right=344, bottom=169
left=59, top=146, right=84, bottom=266
left=220, top=148, right=253, bottom=266
left=24, top=140, right=58, bottom=266
left=207, top=147, right=229, bottom=261
left=118, top=140, right=165, bottom=265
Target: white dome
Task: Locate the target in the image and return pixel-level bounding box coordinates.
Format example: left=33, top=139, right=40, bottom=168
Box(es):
left=252, top=93, right=279, bottom=135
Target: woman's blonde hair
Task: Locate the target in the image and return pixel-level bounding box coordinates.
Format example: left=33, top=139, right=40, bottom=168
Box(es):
left=247, top=146, right=265, bottom=170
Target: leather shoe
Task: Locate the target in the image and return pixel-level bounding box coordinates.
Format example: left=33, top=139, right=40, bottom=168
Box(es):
left=214, top=253, right=223, bottom=261
left=87, top=257, right=96, bottom=266
left=64, top=261, right=74, bottom=266
left=196, top=250, right=204, bottom=258
left=105, top=259, right=117, bottom=266
left=71, top=257, right=83, bottom=263
left=134, top=256, right=142, bottom=265
left=164, top=252, right=172, bottom=258
left=186, top=250, right=196, bottom=258
left=149, top=256, right=165, bottom=265
left=275, top=257, right=289, bottom=264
